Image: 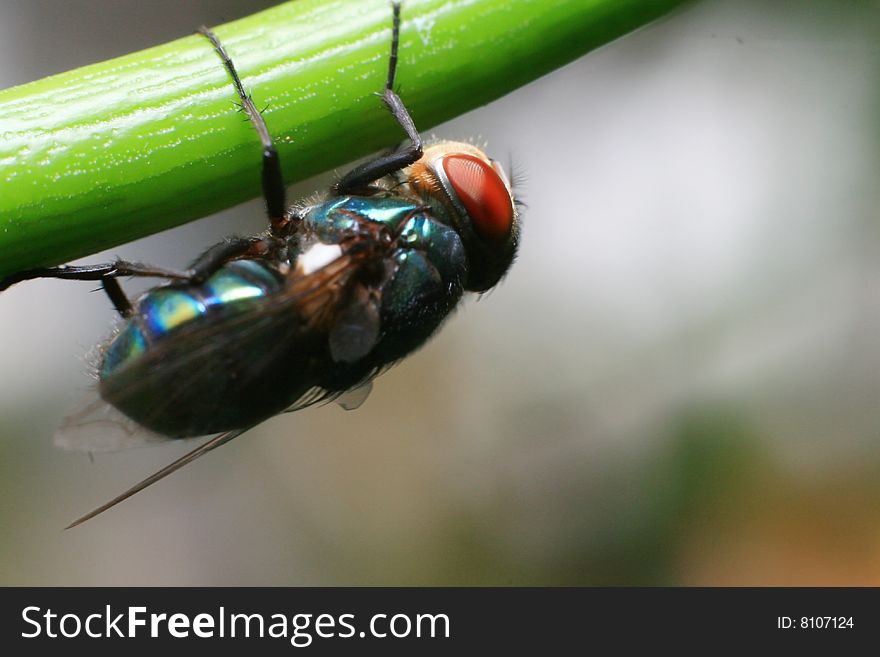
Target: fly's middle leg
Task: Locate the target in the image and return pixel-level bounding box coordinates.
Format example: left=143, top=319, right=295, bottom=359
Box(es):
left=198, top=26, right=290, bottom=240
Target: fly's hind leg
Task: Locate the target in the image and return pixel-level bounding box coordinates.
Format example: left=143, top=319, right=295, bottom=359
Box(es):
left=0, top=260, right=191, bottom=317
left=0, top=237, right=279, bottom=319
left=334, top=2, right=423, bottom=194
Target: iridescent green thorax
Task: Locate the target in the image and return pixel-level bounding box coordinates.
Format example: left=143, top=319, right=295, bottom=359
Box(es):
left=301, top=194, right=465, bottom=278
left=298, top=194, right=469, bottom=394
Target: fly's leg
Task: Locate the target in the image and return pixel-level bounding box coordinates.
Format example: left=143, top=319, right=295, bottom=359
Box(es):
left=198, top=27, right=289, bottom=239
left=190, top=29, right=291, bottom=279
left=2, top=34, right=290, bottom=316
left=186, top=236, right=275, bottom=283
left=0, top=261, right=191, bottom=317
left=0, top=236, right=277, bottom=318
left=0, top=261, right=190, bottom=290
left=101, top=278, right=133, bottom=317
left=334, top=2, right=423, bottom=194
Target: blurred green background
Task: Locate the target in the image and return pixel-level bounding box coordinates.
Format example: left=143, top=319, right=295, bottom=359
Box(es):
left=1, top=0, right=879, bottom=585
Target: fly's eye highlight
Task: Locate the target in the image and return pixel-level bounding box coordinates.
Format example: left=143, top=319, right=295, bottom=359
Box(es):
left=442, top=154, right=515, bottom=243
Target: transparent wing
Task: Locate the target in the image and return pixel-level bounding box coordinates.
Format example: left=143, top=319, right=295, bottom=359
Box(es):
left=65, top=427, right=248, bottom=529
left=55, top=385, right=175, bottom=453
left=336, top=380, right=373, bottom=410
left=282, top=386, right=337, bottom=413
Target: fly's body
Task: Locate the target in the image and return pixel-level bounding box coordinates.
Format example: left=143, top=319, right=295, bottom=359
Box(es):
left=0, top=3, right=520, bottom=526
left=101, top=188, right=472, bottom=437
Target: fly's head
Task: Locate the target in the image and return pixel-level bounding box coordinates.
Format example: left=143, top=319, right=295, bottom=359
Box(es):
left=407, top=142, right=519, bottom=292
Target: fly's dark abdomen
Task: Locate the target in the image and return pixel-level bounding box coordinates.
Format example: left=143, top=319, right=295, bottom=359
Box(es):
left=100, top=260, right=282, bottom=377
left=97, top=260, right=320, bottom=437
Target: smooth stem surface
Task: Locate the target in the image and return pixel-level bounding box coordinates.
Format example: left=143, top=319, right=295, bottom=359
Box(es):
left=0, top=0, right=688, bottom=276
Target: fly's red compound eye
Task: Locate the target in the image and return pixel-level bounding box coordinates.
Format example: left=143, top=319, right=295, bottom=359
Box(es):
left=442, top=154, right=514, bottom=242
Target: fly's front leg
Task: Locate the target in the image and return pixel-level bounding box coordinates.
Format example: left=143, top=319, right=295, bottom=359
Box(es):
left=0, top=260, right=191, bottom=317
left=334, top=2, right=423, bottom=194
left=198, top=27, right=291, bottom=239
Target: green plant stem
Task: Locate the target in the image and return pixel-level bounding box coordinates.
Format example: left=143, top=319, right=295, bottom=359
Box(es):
left=0, top=0, right=687, bottom=277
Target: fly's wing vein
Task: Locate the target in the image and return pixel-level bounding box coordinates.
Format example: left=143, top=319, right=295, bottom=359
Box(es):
left=65, top=427, right=249, bottom=529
